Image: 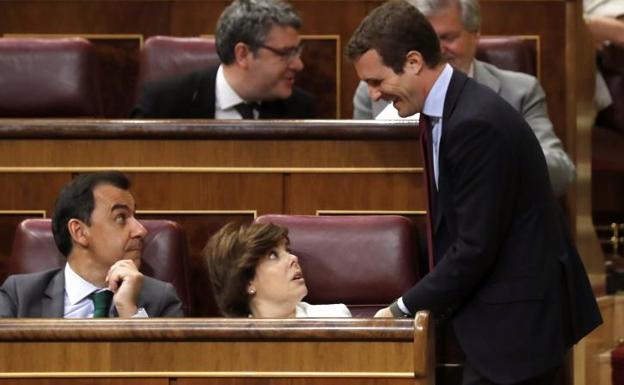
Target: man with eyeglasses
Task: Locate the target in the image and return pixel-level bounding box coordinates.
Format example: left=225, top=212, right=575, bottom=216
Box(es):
left=132, top=0, right=315, bottom=119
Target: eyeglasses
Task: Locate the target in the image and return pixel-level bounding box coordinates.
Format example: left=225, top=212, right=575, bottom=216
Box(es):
left=256, top=43, right=304, bottom=60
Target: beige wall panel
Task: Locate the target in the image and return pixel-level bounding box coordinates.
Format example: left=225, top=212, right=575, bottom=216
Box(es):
left=0, top=139, right=419, bottom=168
left=286, top=173, right=423, bottom=214
left=0, top=173, right=71, bottom=211
left=0, top=380, right=165, bottom=385
left=179, top=379, right=415, bottom=385
left=128, top=173, right=283, bottom=213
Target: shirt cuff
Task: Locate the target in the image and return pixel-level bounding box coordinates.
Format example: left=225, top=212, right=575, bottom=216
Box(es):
left=397, top=297, right=411, bottom=315
left=132, top=307, right=149, bottom=318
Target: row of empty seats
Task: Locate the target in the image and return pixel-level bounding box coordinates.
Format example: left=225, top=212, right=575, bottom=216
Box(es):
left=8, top=215, right=419, bottom=317
left=0, top=35, right=538, bottom=118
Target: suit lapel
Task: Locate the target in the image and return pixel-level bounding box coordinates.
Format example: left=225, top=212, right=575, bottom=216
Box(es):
left=42, top=269, right=65, bottom=317
left=188, top=67, right=218, bottom=118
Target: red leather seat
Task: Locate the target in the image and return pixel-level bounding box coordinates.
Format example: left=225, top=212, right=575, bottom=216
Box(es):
left=9, top=218, right=192, bottom=316
left=0, top=38, right=101, bottom=117
left=476, top=36, right=538, bottom=76
left=135, top=35, right=220, bottom=98
left=614, top=345, right=624, bottom=385
left=255, top=214, right=419, bottom=317
left=595, top=44, right=624, bottom=136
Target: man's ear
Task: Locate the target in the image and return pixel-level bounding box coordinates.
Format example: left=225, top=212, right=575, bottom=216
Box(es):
left=234, top=42, right=253, bottom=69
left=68, top=219, right=89, bottom=249
left=404, top=50, right=424, bottom=75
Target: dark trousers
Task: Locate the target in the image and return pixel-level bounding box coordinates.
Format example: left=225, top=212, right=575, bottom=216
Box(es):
left=462, top=361, right=559, bottom=385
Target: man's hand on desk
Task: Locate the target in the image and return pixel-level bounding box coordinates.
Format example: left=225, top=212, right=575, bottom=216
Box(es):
left=374, top=307, right=393, bottom=318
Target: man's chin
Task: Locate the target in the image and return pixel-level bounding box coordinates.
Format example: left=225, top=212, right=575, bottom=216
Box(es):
left=277, top=88, right=294, bottom=100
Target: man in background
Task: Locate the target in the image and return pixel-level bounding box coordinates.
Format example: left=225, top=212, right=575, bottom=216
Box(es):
left=132, top=0, right=315, bottom=119
left=352, top=0, right=575, bottom=197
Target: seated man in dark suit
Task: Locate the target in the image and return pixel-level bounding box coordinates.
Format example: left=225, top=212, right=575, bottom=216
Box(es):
left=0, top=171, right=183, bottom=318
left=132, top=0, right=315, bottom=119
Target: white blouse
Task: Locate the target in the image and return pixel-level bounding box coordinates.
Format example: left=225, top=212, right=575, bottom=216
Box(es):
left=295, top=301, right=352, bottom=317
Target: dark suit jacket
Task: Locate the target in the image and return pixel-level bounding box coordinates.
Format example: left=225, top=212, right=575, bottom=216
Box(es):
left=402, top=70, right=601, bottom=384
left=0, top=268, right=184, bottom=317
left=131, top=66, right=316, bottom=119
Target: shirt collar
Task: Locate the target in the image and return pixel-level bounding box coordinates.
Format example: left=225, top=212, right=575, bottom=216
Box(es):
left=64, top=263, right=100, bottom=306
left=422, top=63, right=453, bottom=120
left=467, top=60, right=475, bottom=78
left=215, top=64, right=247, bottom=111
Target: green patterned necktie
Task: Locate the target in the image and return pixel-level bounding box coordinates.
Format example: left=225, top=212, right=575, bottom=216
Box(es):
left=90, top=290, right=113, bottom=318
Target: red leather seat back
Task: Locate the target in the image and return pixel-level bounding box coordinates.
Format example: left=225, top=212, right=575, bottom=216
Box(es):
left=9, top=218, right=192, bottom=315
left=255, top=215, right=419, bottom=317
left=136, top=36, right=220, bottom=98
left=613, top=346, right=624, bottom=385
left=0, top=38, right=101, bottom=117
left=476, top=36, right=538, bottom=77
left=596, top=45, right=624, bottom=134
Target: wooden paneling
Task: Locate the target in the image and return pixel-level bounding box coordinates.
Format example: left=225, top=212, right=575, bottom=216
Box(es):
left=0, top=316, right=434, bottom=385
left=286, top=173, right=423, bottom=214
left=0, top=173, right=70, bottom=210
left=293, top=0, right=381, bottom=119
left=0, top=381, right=165, bottom=385
left=480, top=1, right=567, bottom=142
left=129, top=173, right=284, bottom=212
left=0, top=1, right=170, bottom=35
left=179, top=380, right=414, bottom=385
left=299, top=36, right=340, bottom=118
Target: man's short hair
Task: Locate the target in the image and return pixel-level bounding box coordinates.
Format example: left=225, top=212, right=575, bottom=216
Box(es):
left=52, top=171, right=131, bottom=257
left=215, top=0, right=302, bottom=64
left=346, top=0, right=442, bottom=73
left=203, top=222, right=288, bottom=317
left=409, top=0, right=481, bottom=33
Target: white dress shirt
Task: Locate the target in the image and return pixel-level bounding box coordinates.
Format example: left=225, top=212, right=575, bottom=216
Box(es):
left=214, top=65, right=259, bottom=119
left=376, top=63, right=453, bottom=189
left=63, top=263, right=108, bottom=318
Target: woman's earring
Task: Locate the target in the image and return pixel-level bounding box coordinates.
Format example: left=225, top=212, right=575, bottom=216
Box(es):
left=248, top=287, right=256, bottom=295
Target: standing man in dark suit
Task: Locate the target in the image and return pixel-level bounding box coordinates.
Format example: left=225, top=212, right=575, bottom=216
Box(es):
left=132, top=0, right=315, bottom=119
left=352, top=0, right=575, bottom=198
left=0, top=171, right=183, bottom=318
left=347, top=1, right=601, bottom=384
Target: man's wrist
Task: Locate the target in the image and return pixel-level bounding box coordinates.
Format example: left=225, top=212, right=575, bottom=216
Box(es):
left=389, top=299, right=411, bottom=318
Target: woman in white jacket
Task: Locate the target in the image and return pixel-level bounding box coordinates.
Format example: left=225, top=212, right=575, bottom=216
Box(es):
left=203, top=222, right=351, bottom=318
